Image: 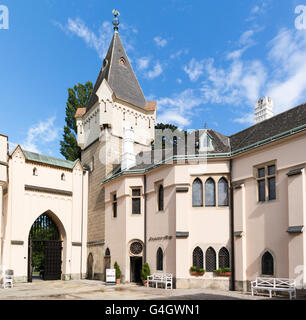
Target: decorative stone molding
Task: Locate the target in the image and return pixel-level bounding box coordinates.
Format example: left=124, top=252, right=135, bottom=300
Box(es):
left=24, top=185, right=73, bottom=197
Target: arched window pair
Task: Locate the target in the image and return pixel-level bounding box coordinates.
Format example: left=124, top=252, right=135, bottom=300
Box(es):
left=192, top=178, right=228, bottom=207
left=192, top=247, right=230, bottom=271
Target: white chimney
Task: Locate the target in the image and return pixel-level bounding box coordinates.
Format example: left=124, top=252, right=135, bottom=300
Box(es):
left=254, top=97, right=274, bottom=124
left=121, top=125, right=136, bottom=171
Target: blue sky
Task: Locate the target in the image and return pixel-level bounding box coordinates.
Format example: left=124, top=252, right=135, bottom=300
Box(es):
left=1, top=0, right=306, bottom=158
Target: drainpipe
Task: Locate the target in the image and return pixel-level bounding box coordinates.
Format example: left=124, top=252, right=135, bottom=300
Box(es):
left=229, top=159, right=235, bottom=291
left=144, top=174, right=147, bottom=263
left=80, top=170, right=84, bottom=280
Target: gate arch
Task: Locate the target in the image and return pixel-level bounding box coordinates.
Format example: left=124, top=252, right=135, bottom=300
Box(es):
left=27, top=211, right=64, bottom=282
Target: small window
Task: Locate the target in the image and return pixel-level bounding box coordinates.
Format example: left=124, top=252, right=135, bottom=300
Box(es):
left=262, top=251, right=274, bottom=275
left=205, top=247, right=216, bottom=272
left=112, top=193, right=117, bottom=218
left=119, top=57, right=126, bottom=66
left=105, top=248, right=110, bottom=256
left=218, top=178, right=228, bottom=206
left=158, top=185, right=164, bottom=211
left=192, top=247, right=203, bottom=269
left=90, top=157, right=95, bottom=172
left=256, top=164, right=276, bottom=202
left=192, top=178, right=203, bottom=207
left=156, top=248, right=163, bottom=271
left=132, top=188, right=141, bottom=214
left=33, top=168, right=38, bottom=176
left=61, top=173, right=65, bottom=181
left=205, top=178, right=216, bottom=207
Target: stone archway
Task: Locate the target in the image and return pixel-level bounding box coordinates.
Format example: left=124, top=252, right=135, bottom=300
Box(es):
left=27, top=212, right=63, bottom=282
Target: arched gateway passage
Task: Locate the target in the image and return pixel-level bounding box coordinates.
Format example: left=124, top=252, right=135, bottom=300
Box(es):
left=28, top=213, right=63, bottom=282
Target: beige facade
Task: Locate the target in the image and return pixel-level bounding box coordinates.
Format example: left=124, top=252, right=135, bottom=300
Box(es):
left=0, top=138, right=88, bottom=282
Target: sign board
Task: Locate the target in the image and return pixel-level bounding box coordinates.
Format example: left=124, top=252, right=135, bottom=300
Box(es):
left=106, top=268, right=116, bottom=285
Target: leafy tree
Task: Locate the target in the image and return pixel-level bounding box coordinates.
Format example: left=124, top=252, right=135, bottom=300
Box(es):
left=60, top=81, right=93, bottom=161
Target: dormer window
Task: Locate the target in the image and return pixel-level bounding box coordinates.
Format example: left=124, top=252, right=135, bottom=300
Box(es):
left=199, top=131, right=214, bottom=152
left=119, top=57, right=126, bottom=66
left=33, top=168, right=38, bottom=176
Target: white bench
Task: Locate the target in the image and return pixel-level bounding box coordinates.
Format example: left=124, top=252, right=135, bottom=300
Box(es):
left=251, top=277, right=296, bottom=300
left=147, top=273, right=173, bottom=290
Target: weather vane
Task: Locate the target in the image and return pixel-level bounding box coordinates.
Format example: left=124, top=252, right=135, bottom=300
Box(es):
left=112, top=9, right=120, bottom=31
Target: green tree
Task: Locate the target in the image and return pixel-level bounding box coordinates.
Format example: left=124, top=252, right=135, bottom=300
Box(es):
left=60, top=81, right=93, bottom=161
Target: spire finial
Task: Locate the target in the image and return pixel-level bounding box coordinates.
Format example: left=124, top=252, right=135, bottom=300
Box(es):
left=204, top=122, right=207, bottom=129
left=112, top=9, right=120, bottom=31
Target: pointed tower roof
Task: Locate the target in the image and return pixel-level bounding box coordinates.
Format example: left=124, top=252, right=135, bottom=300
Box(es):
left=86, top=31, right=146, bottom=110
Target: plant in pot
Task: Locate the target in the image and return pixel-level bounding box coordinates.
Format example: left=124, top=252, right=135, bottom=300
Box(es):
left=141, top=263, right=151, bottom=286
left=214, top=268, right=231, bottom=276
left=114, top=261, right=121, bottom=284
left=190, top=266, right=205, bottom=276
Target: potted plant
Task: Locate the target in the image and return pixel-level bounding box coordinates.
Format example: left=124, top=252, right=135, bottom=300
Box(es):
left=214, top=268, right=231, bottom=276
left=190, top=266, right=198, bottom=276
left=114, top=261, right=121, bottom=284
left=190, top=266, right=205, bottom=276
left=141, top=263, right=151, bottom=286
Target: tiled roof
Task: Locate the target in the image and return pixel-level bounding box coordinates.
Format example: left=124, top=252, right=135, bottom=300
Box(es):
left=86, top=31, right=146, bottom=111
left=230, top=103, right=306, bottom=152
left=75, top=108, right=86, bottom=118
left=23, top=151, right=77, bottom=169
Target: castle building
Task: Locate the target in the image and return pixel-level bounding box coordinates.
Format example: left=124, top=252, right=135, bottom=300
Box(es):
left=75, top=24, right=306, bottom=290
left=0, top=16, right=305, bottom=292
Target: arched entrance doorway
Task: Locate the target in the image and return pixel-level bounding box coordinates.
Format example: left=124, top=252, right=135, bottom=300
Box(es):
left=129, top=240, right=143, bottom=283
left=28, top=213, right=63, bottom=282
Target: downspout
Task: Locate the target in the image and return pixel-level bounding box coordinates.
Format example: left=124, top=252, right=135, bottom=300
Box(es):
left=80, top=170, right=84, bottom=279
left=230, top=159, right=235, bottom=291
left=144, top=174, right=147, bottom=263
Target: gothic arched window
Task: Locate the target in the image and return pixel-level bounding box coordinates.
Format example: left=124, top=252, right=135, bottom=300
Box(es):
left=205, top=178, right=216, bottom=207
left=206, top=247, right=216, bottom=272
left=158, top=185, right=164, bottom=211
left=192, top=247, right=203, bottom=268
left=262, top=251, right=274, bottom=275
left=192, top=178, right=203, bottom=207
left=218, top=178, right=229, bottom=206
left=218, top=247, right=230, bottom=269
left=156, top=247, right=163, bottom=271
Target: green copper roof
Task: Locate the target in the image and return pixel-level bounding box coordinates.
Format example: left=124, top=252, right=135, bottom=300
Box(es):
left=23, top=150, right=77, bottom=169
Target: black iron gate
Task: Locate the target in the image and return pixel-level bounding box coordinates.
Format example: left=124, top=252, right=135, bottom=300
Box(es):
left=28, top=213, right=62, bottom=282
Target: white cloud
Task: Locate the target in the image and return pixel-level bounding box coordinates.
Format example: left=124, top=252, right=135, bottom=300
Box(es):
left=234, top=113, right=255, bottom=124
left=170, top=49, right=189, bottom=59
left=201, top=58, right=266, bottom=106
left=137, top=57, right=150, bottom=71
left=10, top=117, right=60, bottom=154
left=154, top=36, right=167, bottom=47
left=183, top=58, right=205, bottom=82
left=157, top=89, right=203, bottom=127
left=266, top=28, right=306, bottom=112
left=146, top=62, right=163, bottom=79
left=55, top=18, right=136, bottom=59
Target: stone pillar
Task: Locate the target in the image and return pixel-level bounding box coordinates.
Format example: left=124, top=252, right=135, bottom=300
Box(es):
left=233, top=184, right=247, bottom=291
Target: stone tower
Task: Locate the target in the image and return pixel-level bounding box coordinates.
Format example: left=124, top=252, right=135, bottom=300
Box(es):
left=75, top=25, right=156, bottom=280
left=254, top=97, right=274, bottom=124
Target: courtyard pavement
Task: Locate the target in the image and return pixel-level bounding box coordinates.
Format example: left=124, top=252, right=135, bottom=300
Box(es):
left=0, top=280, right=303, bottom=300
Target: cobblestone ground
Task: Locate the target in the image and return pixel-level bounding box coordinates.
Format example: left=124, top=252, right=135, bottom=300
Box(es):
left=0, top=280, right=303, bottom=300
